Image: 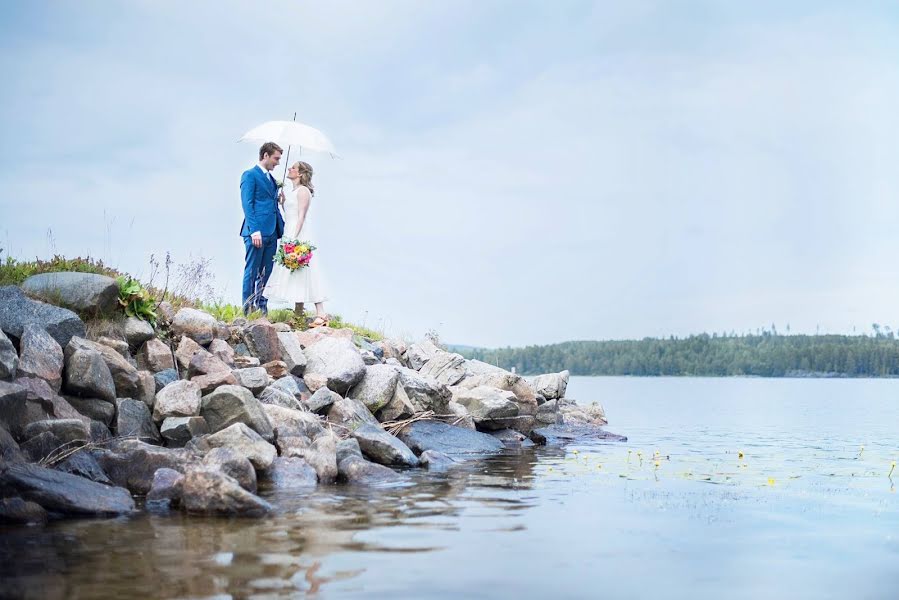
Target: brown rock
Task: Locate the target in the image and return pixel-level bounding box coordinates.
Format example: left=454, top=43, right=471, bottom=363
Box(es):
left=190, top=370, right=238, bottom=395
left=137, top=338, right=175, bottom=373
left=262, top=360, right=289, bottom=379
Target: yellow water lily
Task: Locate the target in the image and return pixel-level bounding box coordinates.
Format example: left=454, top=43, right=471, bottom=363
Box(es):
left=767, top=477, right=776, bottom=486
left=738, top=451, right=744, bottom=459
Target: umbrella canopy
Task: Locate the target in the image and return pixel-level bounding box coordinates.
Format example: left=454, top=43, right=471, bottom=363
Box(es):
left=239, top=120, right=340, bottom=158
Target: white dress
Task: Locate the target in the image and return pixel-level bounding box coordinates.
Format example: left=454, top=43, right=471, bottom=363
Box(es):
left=264, top=184, right=328, bottom=304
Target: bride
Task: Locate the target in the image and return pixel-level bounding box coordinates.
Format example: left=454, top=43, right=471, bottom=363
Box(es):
left=264, top=161, right=329, bottom=326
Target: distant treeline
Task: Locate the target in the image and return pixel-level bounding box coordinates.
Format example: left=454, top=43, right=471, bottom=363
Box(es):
left=453, top=333, right=899, bottom=377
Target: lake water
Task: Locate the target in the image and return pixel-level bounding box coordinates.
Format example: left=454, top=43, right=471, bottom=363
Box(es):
left=2, top=376, right=898, bottom=599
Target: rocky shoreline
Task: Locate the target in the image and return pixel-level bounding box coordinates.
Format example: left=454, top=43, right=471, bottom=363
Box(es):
left=0, top=272, right=623, bottom=523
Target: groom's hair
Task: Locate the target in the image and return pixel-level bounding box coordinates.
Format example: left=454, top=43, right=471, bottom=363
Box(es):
left=259, top=142, right=283, bottom=160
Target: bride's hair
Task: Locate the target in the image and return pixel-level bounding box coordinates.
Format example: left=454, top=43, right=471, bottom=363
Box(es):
left=293, top=161, right=314, bottom=196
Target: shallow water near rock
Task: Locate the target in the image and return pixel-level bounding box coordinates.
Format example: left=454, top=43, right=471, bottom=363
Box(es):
left=2, top=376, right=898, bottom=599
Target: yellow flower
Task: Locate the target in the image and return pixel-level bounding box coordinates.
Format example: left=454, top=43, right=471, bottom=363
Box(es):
left=767, top=477, right=775, bottom=486
left=738, top=451, right=744, bottom=459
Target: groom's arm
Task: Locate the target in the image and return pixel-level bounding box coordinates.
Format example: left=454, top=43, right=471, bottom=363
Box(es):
left=240, top=171, right=262, bottom=247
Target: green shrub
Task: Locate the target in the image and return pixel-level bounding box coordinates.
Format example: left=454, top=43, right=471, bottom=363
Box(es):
left=116, top=276, right=158, bottom=325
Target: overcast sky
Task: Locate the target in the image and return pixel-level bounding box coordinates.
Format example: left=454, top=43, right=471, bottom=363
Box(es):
left=2, top=1, right=899, bottom=347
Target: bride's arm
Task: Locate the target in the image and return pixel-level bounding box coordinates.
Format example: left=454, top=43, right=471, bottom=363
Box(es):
left=291, top=187, right=311, bottom=238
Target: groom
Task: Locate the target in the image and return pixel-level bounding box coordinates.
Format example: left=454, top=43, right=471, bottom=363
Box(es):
left=240, top=142, right=285, bottom=315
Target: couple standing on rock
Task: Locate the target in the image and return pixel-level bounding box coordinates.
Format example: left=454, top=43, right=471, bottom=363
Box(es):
left=239, top=142, right=329, bottom=326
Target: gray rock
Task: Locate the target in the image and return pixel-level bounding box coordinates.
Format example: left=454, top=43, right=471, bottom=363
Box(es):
left=305, top=386, right=337, bottom=414
left=22, top=418, right=90, bottom=445
left=338, top=454, right=403, bottom=485
left=336, top=437, right=363, bottom=463
left=0, top=461, right=135, bottom=516
left=277, top=331, right=307, bottom=376
left=160, top=416, right=209, bottom=447
left=123, top=317, right=155, bottom=349
left=208, top=339, right=235, bottom=367
left=203, top=446, right=257, bottom=493
left=360, top=350, right=380, bottom=365
left=419, top=351, right=468, bottom=386
left=174, top=335, right=204, bottom=372
left=395, top=421, right=504, bottom=457
left=348, top=364, right=399, bottom=413
left=272, top=374, right=310, bottom=400
left=153, top=379, right=202, bottom=422
left=419, top=449, right=456, bottom=470
left=63, top=348, right=116, bottom=402
left=54, top=450, right=112, bottom=484
left=204, top=423, right=277, bottom=470
left=21, top=272, right=119, bottom=315
left=489, top=428, right=532, bottom=447
left=0, top=424, right=24, bottom=463
left=0, top=381, right=30, bottom=437
left=244, top=320, right=282, bottom=363
left=258, top=385, right=304, bottom=411
left=447, top=400, right=476, bottom=430
left=376, top=383, right=417, bottom=422
left=136, top=370, right=156, bottom=408
left=303, top=337, right=366, bottom=394
left=327, top=396, right=379, bottom=431
left=190, top=370, right=238, bottom=395
left=262, top=404, right=325, bottom=439
left=0, top=496, right=48, bottom=524
left=231, top=367, right=270, bottom=395
left=153, top=368, right=179, bottom=392
left=263, top=457, right=317, bottom=489
left=0, top=285, right=85, bottom=349
left=89, top=420, right=112, bottom=443
left=65, top=396, right=114, bottom=426
left=395, top=367, right=452, bottom=413
left=137, top=338, right=175, bottom=373
left=115, top=398, right=161, bottom=443
left=451, top=386, right=520, bottom=430
left=156, top=301, right=176, bottom=325
left=16, top=377, right=90, bottom=428
left=146, top=467, right=184, bottom=508
left=531, top=423, right=628, bottom=443
left=200, top=384, right=273, bottom=440
left=171, top=308, right=217, bottom=345
left=405, top=339, right=441, bottom=370
left=352, top=423, right=419, bottom=467
left=94, top=440, right=198, bottom=494
left=280, top=434, right=337, bottom=483
left=0, top=329, right=18, bottom=381
left=181, top=468, right=271, bottom=516
left=529, top=370, right=570, bottom=400
left=97, top=336, right=130, bottom=360
left=66, top=337, right=141, bottom=399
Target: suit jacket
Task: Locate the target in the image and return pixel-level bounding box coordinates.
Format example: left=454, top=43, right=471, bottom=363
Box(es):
left=239, top=165, right=285, bottom=238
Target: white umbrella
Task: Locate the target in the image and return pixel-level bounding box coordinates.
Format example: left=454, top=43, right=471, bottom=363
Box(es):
left=239, top=119, right=341, bottom=159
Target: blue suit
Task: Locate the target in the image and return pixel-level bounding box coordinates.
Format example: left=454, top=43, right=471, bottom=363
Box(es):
left=240, top=165, right=285, bottom=313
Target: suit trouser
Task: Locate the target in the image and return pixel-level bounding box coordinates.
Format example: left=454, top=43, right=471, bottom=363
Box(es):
left=242, top=234, right=278, bottom=312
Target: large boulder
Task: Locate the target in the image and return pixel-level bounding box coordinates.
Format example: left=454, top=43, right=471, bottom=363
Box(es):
left=123, top=317, right=155, bottom=350
left=0, top=461, right=134, bottom=516
left=338, top=454, right=404, bottom=485
left=137, top=338, right=175, bottom=373
left=0, top=381, right=32, bottom=438
left=115, top=398, right=161, bottom=443
left=460, top=360, right=539, bottom=410
left=54, top=450, right=112, bottom=484
left=303, top=337, right=365, bottom=394
left=190, top=370, right=238, bottom=395
left=0, top=424, right=24, bottom=463
left=394, top=367, right=452, bottom=413
left=153, top=380, right=202, bottom=422
left=65, top=396, right=115, bottom=425
left=0, top=285, right=85, bottom=349
left=419, top=351, right=468, bottom=386
left=146, top=467, right=184, bottom=508
left=0, top=329, right=17, bottom=381
left=395, top=420, right=504, bottom=457
left=63, top=348, right=116, bottom=402
left=200, top=385, right=273, bottom=440
left=208, top=339, right=236, bottom=367
left=530, top=370, right=570, bottom=400
left=244, top=320, right=282, bottom=363
left=304, top=387, right=337, bottom=414
left=263, top=404, right=325, bottom=440
left=20, top=272, right=119, bottom=315
left=187, top=350, right=231, bottom=378
left=258, top=385, right=304, bottom=411
left=67, top=337, right=141, bottom=399
left=204, top=423, right=277, bottom=470
left=17, top=377, right=90, bottom=426
left=160, top=416, right=209, bottom=447
left=327, top=397, right=379, bottom=431
left=202, top=446, right=257, bottom=493
left=174, top=336, right=205, bottom=372
left=0, top=496, right=48, bottom=524
left=180, top=469, right=271, bottom=516
left=348, top=364, right=399, bottom=413
left=352, top=423, right=419, bottom=467
left=451, top=386, right=521, bottom=430
left=171, top=308, right=217, bottom=345
left=279, top=434, right=337, bottom=483
left=22, top=418, right=90, bottom=445
left=375, top=384, right=417, bottom=422
left=277, top=332, right=307, bottom=376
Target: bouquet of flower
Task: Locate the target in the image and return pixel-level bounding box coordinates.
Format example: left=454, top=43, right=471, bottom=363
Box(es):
left=274, top=238, right=316, bottom=271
